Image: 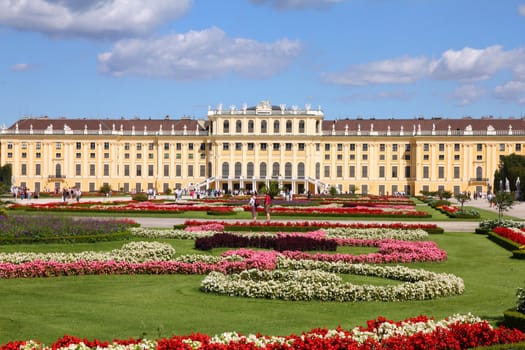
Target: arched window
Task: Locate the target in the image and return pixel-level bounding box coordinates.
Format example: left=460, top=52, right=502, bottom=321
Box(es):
left=234, top=162, right=242, bottom=178
left=476, top=166, right=483, bottom=179
left=260, top=162, right=267, bottom=178
left=236, top=120, right=242, bottom=133
left=221, top=162, right=229, bottom=179
left=286, top=120, right=292, bottom=133
left=315, top=120, right=320, bottom=134
left=261, top=120, right=267, bottom=133
left=247, top=162, right=254, bottom=177
left=285, top=162, right=292, bottom=178
left=56, top=164, right=62, bottom=177
left=273, top=120, right=280, bottom=133
left=297, top=162, right=305, bottom=179
left=248, top=120, right=254, bottom=133
left=272, top=162, right=280, bottom=178
left=315, top=162, right=320, bottom=179
left=207, top=161, right=212, bottom=178
left=298, top=120, right=305, bottom=133
left=223, top=121, right=229, bottom=133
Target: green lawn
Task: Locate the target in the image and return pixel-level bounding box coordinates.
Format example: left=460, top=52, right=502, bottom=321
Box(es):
left=0, top=231, right=523, bottom=345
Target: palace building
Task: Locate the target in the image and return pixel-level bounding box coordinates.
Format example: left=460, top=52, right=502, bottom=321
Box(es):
left=1, top=100, right=524, bottom=196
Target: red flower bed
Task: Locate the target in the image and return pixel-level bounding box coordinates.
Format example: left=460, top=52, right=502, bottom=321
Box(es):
left=2, top=315, right=522, bottom=350
left=492, top=227, right=525, bottom=245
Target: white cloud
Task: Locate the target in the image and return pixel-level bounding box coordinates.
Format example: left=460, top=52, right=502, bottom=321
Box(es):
left=519, top=4, right=525, bottom=16
left=250, top=0, right=344, bottom=10
left=98, top=27, right=303, bottom=80
left=339, top=90, right=410, bottom=102
left=0, top=0, right=192, bottom=39
left=431, top=46, right=521, bottom=82
left=321, top=56, right=432, bottom=86
left=495, top=81, right=525, bottom=104
left=323, top=45, right=525, bottom=86
left=10, top=63, right=30, bottom=72
left=452, top=84, right=486, bottom=105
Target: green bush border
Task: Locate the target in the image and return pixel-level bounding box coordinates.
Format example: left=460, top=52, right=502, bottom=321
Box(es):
left=503, top=308, right=525, bottom=332
left=0, top=231, right=131, bottom=245
left=487, top=231, right=521, bottom=251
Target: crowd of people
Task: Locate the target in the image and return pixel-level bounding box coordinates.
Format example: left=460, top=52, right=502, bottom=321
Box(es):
left=11, top=185, right=37, bottom=200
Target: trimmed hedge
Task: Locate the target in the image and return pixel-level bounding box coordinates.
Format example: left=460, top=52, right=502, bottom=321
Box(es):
left=487, top=231, right=521, bottom=251
left=0, top=231, right=131, bottom=245
left=504, top=309, right=525, bottom=332
left=195, top=232, right=337, bottom=252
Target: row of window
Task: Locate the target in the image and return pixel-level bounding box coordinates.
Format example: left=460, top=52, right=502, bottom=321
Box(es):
left=220, top=119, right=308, bottom=134
left=5, top=141, right=523, bottom=153
left=18, top=161, right=479, bottom=181
left=22, top=163, right=208, bottom=178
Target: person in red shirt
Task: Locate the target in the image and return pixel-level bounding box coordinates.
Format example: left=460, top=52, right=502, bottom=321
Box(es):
left=264, top=192, right=271, bottom=221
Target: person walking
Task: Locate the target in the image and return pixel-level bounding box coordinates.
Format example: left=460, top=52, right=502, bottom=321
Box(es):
left=264, top=192, right=271, bottom=221
left=249, top=193, right=258, bottom=221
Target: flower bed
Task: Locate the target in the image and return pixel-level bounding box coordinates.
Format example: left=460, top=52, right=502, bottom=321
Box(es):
left=0, top=242, right=176, bottom=264
left=201, top=258, right=464, bottom=301
left=130, top=227, right=446, bottom=263
left=4, top=313, right=521, bottom=350
left=194, top=232, right=338, bottom=251
left=0, top=215, right=136, bottom=244
left=492, top=227, right=525, bottom=246
left=181, top=220, right=444, bottom=234
left=9, top=199, right=431, bottom=218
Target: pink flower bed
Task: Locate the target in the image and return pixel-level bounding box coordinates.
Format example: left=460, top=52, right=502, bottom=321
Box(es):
left=282, top=240, right=446, bottom=263
left=0, top=238, right=447, bottom=279
left=0, top=251, right=278, bottom=279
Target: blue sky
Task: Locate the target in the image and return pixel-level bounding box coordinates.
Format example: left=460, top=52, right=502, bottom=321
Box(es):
left=1, top=0, right=525, bottom=126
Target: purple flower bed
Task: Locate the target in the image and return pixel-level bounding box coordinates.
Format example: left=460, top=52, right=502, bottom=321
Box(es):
left=0, top=215, right=136, bottom=244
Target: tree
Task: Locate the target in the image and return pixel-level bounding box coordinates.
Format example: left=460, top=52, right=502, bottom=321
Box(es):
left=99, top=183, right=112, bottom=195
left=329, top=186, right=338, bottom=196
left=435, top=189, right=452, bottom=200
left=493, top=154, right=525, bottom=200
left=0, top=164, right=12, bottom=194
left=261, top=180, right=280, bottom=199
left=492, top=191, right=515, bottom=220
left=454, top=192, right=470, bottom=211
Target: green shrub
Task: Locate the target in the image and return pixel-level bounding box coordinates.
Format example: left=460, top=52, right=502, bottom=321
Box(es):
left=518, top=284, right=525, bottom=313
left=132, top=192, right=149, bottom=201
left=475, top=228, right=490, bottom=235
left=512, top=250, right=525, bottom=259
left=449, top=209, right=480, bottom=218
left=207, top=210, right=237, bottom=216
left=429, top=199, right=451, bottom=207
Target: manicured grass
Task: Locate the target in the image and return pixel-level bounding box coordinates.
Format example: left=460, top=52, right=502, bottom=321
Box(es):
left=0, top=231, right=523, bottom=344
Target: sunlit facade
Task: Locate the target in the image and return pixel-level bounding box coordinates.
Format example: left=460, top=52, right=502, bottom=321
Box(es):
left=1, top=100, right=524, bottom=196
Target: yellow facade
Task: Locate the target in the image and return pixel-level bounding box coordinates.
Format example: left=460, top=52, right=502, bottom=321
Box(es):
left=1, top=100, right=524, bottom=196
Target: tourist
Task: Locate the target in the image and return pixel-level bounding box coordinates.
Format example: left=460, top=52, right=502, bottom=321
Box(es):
left=264, top=192, right=271, bottom=221
left=249, top=193, right=258, bottom=221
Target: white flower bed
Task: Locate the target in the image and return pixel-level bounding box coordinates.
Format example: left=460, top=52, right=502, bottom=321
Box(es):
left=130, top=227, right=215, bottom=239
left=0, top=241, right=176, bottom=263
left=130, top=226, right=429, bottom=241
left=200, top=257, right=464, bottom=302
left=324, top=227, right=428, bottom=240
